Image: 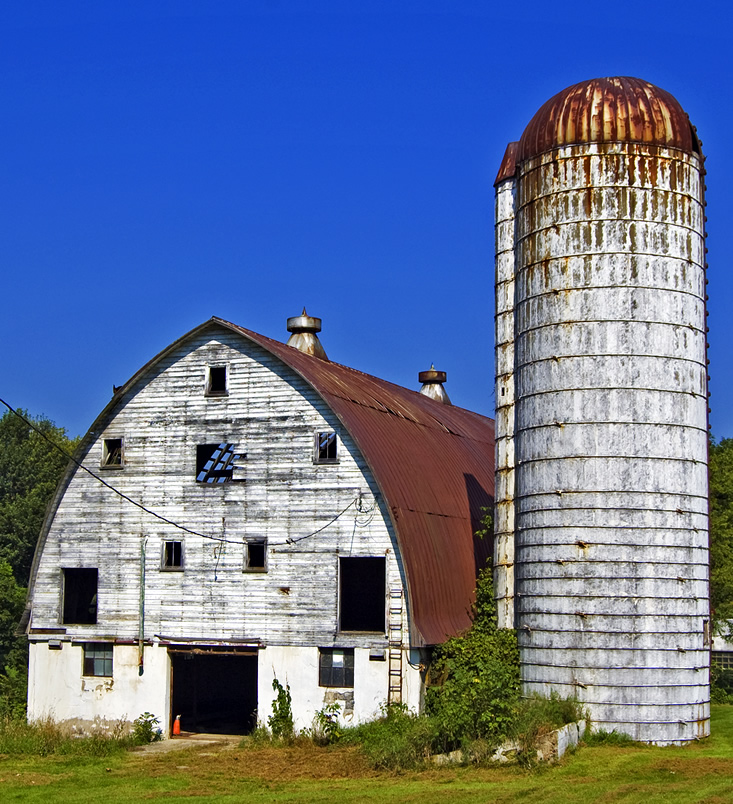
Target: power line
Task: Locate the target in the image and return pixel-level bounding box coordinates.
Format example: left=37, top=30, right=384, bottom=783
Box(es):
left=0, top=398, right=365, bottom=547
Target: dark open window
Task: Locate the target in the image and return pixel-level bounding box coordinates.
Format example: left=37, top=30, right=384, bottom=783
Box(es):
left=83, top=643, right=113, bottom=677
left=315, top=432, right=337, bottom=463
left=102, top=438, right=123, bottom=467
left=196, top=443, right=243, bottom=483
left=319, top=648, right=354, bottom=687
left=62, top=568, right=98, bottom=625
left=339, top=557, right=385, bottom=632
left=162, top=541, right=183, bottom=570
left=245, top=540, right=266, bottom=571
left=206, top=366, right=228, bottom=396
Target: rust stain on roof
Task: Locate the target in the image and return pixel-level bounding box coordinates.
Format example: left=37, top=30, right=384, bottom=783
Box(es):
left=517, top=77, right=699, bottom=163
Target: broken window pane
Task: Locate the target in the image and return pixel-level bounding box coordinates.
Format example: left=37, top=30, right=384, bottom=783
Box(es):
left=102, top=438, right=123, bottom=467
left=245, top=540, right=266, bottom=571
left=339, top=557, right=385, bottom=632
left=206, top=366, right=228, bottom=396
left=62, top=568, right=98, bottom=625
left=319, top=648, right=354, bottom=687
left=196, top=443, right=243, bottom=483
left=315, top=432, right=337, bottom=463
left=162, top=541, right=183, bottom=570
left=83, top=643, right=113, bottom=677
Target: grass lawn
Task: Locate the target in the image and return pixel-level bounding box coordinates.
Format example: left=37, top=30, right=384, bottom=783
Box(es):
left=2, top=707, right=733, bottom=803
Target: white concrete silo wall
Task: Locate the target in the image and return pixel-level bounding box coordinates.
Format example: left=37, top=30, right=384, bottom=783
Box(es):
left=494, top=178, right=517, bottom=629
left=512, top=143, right=710, bottom=744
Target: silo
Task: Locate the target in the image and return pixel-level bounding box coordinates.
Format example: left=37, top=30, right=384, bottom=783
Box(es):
left=493, top=77, right=710, bottom=744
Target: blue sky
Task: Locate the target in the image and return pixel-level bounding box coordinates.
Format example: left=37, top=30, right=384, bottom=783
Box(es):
left=2, top=1, right=732, bottom=438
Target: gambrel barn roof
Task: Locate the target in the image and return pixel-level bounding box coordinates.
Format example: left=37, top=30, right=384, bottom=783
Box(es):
left=28, top=317, right=495, bottom=646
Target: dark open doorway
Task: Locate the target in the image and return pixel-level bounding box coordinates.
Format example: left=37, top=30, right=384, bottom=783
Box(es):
left=170, top=650, right=258, bottom=735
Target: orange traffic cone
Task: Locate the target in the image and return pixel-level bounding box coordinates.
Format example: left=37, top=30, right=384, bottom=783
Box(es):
left=173, top=715, right=181, bottom=736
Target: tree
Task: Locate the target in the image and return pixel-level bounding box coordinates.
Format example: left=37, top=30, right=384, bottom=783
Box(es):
left=709, top=436, right=733, bottom=636
left=0, top=408, right=78, bottom=585
left=0, top=408, right=78, bottom=715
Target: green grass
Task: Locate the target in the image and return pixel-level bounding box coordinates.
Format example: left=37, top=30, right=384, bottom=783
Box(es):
left=2, top=707, right=733, bottom=802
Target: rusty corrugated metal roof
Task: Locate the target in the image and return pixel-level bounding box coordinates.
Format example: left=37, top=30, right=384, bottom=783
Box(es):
left=216, top=318, right=495, bottom=646
left=495, top=141, right=520, bottom=185
left=517, top=77, right=699, bottom=163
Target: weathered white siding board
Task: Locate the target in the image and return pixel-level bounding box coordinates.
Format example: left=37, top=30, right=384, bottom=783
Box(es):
left=29, top=327, right=419, bottom=730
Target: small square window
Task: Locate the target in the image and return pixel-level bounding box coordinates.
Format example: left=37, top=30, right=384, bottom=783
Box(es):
left=319, top=648, right=354, bottom=687
left=162, top=541, right=184, bottom=571
left=315, top=432, right=338, bottom=463
left=206, top=365, right=228, bottom=396
left=196, top=443, right=244, bottom=483
left=245, top=540, right=267, bottom=572
left=83, top=643, right=113, bottom=677
left=101, top=438, right=123, bottom=468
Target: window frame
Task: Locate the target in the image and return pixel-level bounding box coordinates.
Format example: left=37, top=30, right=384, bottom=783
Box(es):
left=314, top=431, right=338, bottom=464
left=161, top=540, right=184, bottom=571
left=82, top=642, right=113, bottom=678
left=338, top=556, right=386, bottom=633
left=62, top=568, right=99, bottom=625
left=205, top=364, right=228, bottom=397
left=319, top=647, right=354, bottom=688
left=101, top=437, right=124, bottom=469
left=195, top=443, right=244, bottom=484
left=244, top=539, right=267, bottom=572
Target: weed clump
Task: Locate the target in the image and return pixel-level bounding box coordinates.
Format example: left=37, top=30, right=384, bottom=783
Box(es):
left=0, top=715, right=140, bottom=756
left=583, top=728, right=636, bottom=747
left=341, top=704, right=436, bottom=770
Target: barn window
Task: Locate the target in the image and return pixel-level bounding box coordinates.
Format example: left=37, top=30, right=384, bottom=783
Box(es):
left=339, top=557, right=385, bottom=632
left=319, top=648, right=354, bottom=687
left=62, top=568, right=98, bottom=625
left=83, top=643, right=113, bottom=677
left=162, top=541, right=184, bottom=570
left=101, top=438, right=123, bottom=467
left=196, top=443, right=243, bottom=483
left=245, top=540, right=267, bottom=572
left=206, top=365, right=228, bottom=396
left=315, top=432, right=338, bottom=463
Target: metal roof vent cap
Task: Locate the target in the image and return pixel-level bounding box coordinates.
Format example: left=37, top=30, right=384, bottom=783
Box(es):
left=286, top=308, right=328, bottom=361
left=419, top=365, right=451, bottom=405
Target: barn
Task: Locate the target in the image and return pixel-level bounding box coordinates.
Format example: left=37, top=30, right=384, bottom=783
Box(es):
left=23, top=313, right=494, bottom=735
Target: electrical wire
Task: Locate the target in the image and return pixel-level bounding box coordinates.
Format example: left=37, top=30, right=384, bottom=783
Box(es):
left=0, top=397, right=369, bottom=548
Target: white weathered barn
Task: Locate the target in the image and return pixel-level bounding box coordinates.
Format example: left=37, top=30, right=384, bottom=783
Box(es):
left=23, top=313, right=494, bottom=735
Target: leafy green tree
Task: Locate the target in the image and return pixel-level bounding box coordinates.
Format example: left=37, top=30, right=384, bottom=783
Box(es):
left=0, top=409, right=78, bottom=585
left=709, top=436, right=733, bottom=636
left=0, top=408, right=78, bottom=715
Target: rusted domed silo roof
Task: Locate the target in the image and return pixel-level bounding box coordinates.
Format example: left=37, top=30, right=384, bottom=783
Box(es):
left=516, top=76, right=700, bottom=162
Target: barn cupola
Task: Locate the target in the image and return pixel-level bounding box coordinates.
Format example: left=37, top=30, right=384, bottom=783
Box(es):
left=286, top=309, right=328, bottom=360
left=418, top=365, right=451, bottom=405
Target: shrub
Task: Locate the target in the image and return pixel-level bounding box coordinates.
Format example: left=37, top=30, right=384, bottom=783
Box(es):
left=268, top=678, right=294, bottom=740
left=425, top=566, right=520, bottom=752
left=312, top=702, right=342, bottom=745
left=131, top=712, right=162, bottom=744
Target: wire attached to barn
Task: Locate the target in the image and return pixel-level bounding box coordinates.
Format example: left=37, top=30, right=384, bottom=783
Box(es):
left=0, top=397, right=370, bottom=548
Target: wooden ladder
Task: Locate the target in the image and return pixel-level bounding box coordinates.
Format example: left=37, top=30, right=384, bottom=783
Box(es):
left=388, top=587, right=404, bottom=705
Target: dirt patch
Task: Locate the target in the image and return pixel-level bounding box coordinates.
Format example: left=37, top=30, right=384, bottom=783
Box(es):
left=131, top=743, right=377, bottom=783
left=650, top=757, right=733, bottom=778
left=0, top=771, right=57, bottom=786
